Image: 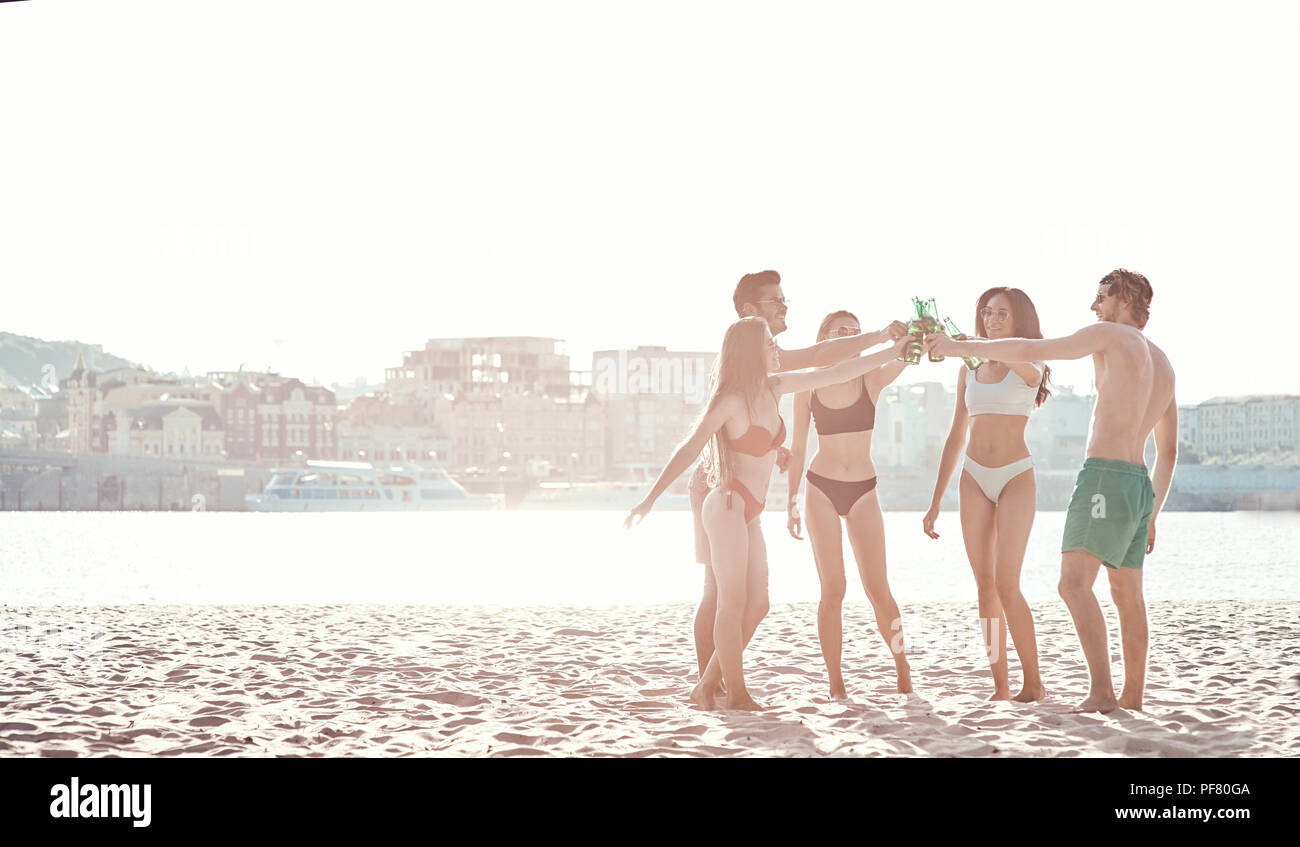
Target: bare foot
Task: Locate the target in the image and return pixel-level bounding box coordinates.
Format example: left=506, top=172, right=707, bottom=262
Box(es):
left=1117, top=692, right=1144, bottom=711
left=1074, top=693, right=1118, bottom=713
left=1013, top=684, right=1047, bottom=703
left=724, top=694, right=765, bottom=711
left=689, top=681, right=717, bottom=710
left=896, top=664, right=913, bottom=694
left=829, top=684, right=848, bottom=700
left=989, top=687, right=1012, bottom=702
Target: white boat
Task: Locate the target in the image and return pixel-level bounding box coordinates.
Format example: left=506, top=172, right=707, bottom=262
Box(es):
left=244, top=460, right=502, bottom=511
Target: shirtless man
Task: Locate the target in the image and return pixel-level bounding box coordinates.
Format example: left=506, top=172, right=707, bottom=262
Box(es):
left=687, top=270, right=907, bottom=680
left=926, top=269, right=1177, bottom=713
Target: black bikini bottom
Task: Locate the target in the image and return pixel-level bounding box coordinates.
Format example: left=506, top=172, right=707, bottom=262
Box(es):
left=806, top=470, right=878, bottom=517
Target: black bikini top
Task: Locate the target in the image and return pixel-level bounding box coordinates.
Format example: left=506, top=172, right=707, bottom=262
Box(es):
left=811, top=384, right=875, bottom=436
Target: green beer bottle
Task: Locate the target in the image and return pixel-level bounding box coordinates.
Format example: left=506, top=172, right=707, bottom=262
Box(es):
left=899, top=297, right=925, bottom=364
left=943, top=317, right=984, bottom=370
left=923, top=298, right=945, bottom=363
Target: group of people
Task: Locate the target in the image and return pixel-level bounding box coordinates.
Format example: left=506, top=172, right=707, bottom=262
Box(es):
left=625, top=269, right=1177, bottom=715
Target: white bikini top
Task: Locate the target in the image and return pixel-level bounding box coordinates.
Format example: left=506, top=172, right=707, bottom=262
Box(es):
left=965, top=362, right=1044, bottom=417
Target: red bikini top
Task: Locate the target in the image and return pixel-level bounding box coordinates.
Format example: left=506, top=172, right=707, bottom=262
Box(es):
left=729, top=416, right=786, bottom=457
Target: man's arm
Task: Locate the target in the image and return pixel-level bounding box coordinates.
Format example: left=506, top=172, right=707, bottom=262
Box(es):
left=926, top=323, right=1114, bottom=363
left=780, top=321, right=906, bottom=370
left=1147, top=396, right=1178, bottom=554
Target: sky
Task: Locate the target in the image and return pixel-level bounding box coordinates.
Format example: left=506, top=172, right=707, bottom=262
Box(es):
left=2, top=0, right=1297, bottom=403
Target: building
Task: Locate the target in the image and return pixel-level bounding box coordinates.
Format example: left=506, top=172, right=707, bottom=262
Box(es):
left=873, top=382, right=954, bottom=469
left=107, top=404, right=225, bottom=458
left=386, top=337, right=574, bottom=401
left=1179, top=395, right=1300, bottom=460
left=1024, top=385, right=1094, bottom=470
left=593, top=346, right=715, bottom=479
left=377, top=337, right=602, bottom=476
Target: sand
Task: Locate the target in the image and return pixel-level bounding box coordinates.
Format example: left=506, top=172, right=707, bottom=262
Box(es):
left=0, top=601, right=1295, bottom=757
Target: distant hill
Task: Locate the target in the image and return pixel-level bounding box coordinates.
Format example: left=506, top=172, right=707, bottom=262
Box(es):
left=0, top=332, right=149, bottom=387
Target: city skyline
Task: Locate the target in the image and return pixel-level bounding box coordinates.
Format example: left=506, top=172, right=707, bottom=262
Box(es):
left=3, top=2, right=1298, bottom=406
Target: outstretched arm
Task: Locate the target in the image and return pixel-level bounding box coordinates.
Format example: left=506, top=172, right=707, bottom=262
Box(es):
left=625, top=398, right=732, bottom=528
left=926, top=323, right=1114, bottom=363
left=779, top=320, right=908, bottom=370
left=786, top=391, right=812, bottom=539
left=773, top=336, right=912, bottom=396
left=1146, top=395, right=1179, bottom=554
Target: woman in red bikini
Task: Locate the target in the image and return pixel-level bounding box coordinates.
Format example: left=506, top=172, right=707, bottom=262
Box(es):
left=923, top=286, right=1051, bottom=702
left=786, top=311, right=913, bottom=698
left=626, top=317, right=912, bottom=710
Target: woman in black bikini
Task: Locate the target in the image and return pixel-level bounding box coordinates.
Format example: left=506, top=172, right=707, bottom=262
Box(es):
left=787, top=311, right=913, bottom=698
left=627, top=317, right=911, bottom=710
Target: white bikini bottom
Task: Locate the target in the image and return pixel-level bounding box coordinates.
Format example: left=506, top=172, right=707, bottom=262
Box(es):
left=963, top=455, right=1035, bottom=503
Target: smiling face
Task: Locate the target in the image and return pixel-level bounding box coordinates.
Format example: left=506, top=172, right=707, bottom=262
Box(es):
left=1091, top=283, right=1123, bottom=322
left=980, top=292, right=1015, bottom=338
left=750, top=282, right=789, bottom=336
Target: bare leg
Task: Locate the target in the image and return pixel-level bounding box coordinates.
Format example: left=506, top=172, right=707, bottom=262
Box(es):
left=697, top=517, right=770, bottom=707
left=1059, top=550, right=1117, bottom=713
left=844, top=489, right=911, bottom=693
left=691, top=491, right=761, bottom=710
left=959, top=472, right=1009, bottom=699
left=805, top=481, right=849, bottom=698
left=693, top=565, right=718, bottom=680
left=1107, top=566, right=1147, bottom=711
left=992, top=470, right=1045, bottom=702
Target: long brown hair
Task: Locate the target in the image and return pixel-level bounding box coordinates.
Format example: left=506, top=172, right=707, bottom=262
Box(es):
left=974, top=287, right=1052, bottom=407
left=701, top=317, right=773, bottom=490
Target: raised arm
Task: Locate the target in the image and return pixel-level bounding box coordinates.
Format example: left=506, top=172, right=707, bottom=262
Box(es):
left=773, top=336, right=912, bottom=396
left=786, top=390, right=813, bottom=539
left=1146, top=394, right=1179, bottom=554
left=923, top=364, right=971, bottom=540
left=625, top=397, right=733, bottom=528
left=779, top=320, right=907, bottom=370
left=926, top=323, right=1114, bottom=363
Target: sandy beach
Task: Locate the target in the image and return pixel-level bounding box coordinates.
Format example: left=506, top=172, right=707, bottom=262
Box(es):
left=1, top=600, right=1296, bottom=757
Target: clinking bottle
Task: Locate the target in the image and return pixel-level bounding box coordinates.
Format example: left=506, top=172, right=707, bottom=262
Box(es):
left=943, top=317, right=984, bottom=370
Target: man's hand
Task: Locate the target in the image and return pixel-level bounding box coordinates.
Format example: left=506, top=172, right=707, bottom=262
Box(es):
left=1146, top=520, right=1157, bottom=554
left=884, top=320, right=909, bottom=341
left=775, top=445, right=791, bottom=472
left=924, top=333, right=963, bottom=359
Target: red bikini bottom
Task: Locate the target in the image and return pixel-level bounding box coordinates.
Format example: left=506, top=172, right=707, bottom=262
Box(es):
left=726, top=479, right=765, bottom=523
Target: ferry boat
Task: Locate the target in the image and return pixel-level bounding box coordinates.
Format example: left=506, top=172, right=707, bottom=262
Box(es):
left=244, top=460, right=502, bottom=511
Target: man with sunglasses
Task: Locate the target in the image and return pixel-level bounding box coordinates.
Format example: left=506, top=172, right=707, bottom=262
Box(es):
left=926, top=269, right=1177, bottom=713
left=686, top=269, right=907, bottom=683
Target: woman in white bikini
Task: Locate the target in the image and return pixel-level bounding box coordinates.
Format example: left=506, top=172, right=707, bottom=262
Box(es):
left=924, top=287, right=1051, bottom=702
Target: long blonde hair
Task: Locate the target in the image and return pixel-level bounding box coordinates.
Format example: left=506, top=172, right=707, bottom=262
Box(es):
left=701, top=317, right=772, bottom=491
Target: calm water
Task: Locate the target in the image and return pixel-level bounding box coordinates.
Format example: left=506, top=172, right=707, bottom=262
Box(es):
left=1, top=511, right=1296, bottom=607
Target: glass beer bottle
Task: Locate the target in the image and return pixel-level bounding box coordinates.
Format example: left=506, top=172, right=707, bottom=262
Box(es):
left=943, top=317, right=984, bottom=370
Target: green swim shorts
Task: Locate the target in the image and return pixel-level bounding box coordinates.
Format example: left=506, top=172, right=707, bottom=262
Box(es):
left=1061, top=457, right=1155, bottom=569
